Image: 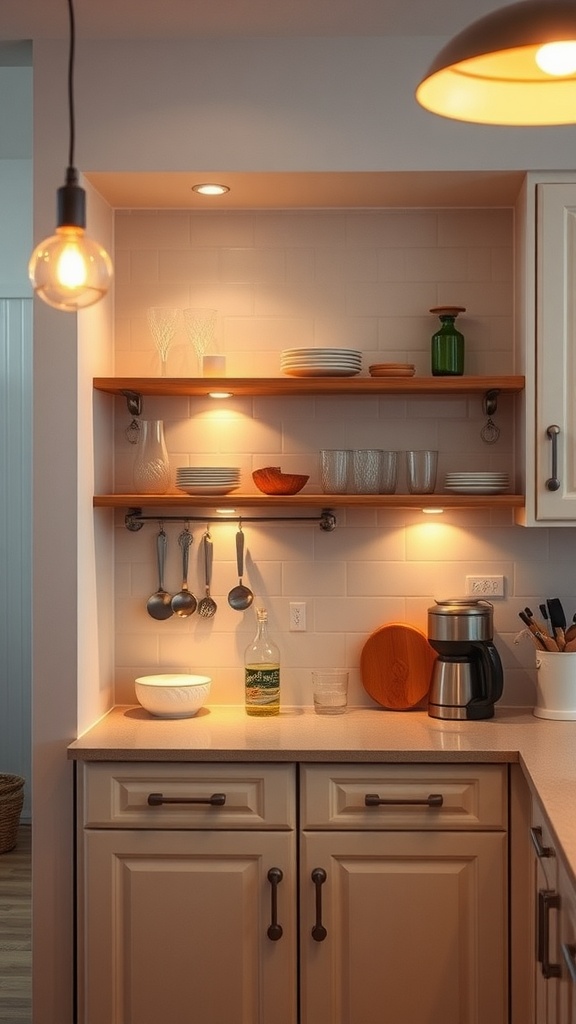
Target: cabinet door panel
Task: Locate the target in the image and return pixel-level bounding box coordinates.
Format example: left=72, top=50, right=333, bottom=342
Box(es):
left=558, top=859, right=576, bottom=1024
left=79, top=830, right=296, bottom=1024
left=536, top=183, right=576, bottom=521
left=300, top=830, right=507, bottom=1024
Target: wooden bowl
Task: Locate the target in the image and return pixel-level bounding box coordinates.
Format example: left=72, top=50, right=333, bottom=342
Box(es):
left=252, top=466, right=309, bottom=495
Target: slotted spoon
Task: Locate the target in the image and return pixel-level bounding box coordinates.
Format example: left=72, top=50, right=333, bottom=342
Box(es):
left=198, top=530, right=217, bottom=618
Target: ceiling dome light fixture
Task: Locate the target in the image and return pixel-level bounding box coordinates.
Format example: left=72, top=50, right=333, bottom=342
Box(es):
left=415, top=0, right=576, bottom=125
left=28, top=0, right=113, bottom=311
left=192, top=183, right=231, bottom=196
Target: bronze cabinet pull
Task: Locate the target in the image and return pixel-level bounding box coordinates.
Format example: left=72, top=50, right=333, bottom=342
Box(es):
left=147, top=792, right=226, bottom=806
left=537, top=890, right=562, bottom=978
left=546, top=424, right=561, bottom=491
left=311, top=868, right=327, bottom=942
left=529, top=825, right=554, bottom=859
left=364, top=793, right=443, bottom=808
left=267, top=867, right=283, bottom=941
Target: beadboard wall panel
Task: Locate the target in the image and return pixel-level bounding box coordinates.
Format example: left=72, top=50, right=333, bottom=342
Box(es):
left=0, top=298, right=32, bottom=819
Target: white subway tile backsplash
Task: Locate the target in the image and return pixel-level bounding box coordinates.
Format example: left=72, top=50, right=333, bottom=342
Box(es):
left=110, top=205, right=546, bottom=710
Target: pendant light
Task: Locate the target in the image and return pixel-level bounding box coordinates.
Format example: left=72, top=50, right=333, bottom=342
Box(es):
left=28, top=0, right=113, bottom=311
left=416, top=0, right=576, bottom=125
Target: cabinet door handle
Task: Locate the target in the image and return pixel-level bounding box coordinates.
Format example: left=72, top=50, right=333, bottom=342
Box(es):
left=530, top=825, right=554, bottom=859
left=561, top=942, right=576, bottom=985
left=266, top=867, right=284, bottom=941
left=311, top=867, right=327, bottom=942
left=546, top=424, right=561, bottom=491
left=537, top=890, right=562, bottom=978
left=364, top=793, right=443, bottom=808
left=147, top=792, right=227, bottom=806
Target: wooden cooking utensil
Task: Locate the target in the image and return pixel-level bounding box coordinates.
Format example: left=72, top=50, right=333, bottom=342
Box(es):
left=360, top=623, right=437, bottom=710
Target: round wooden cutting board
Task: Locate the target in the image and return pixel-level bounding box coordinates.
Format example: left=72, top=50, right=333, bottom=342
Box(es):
left=360, top=623, right=437, bottom=710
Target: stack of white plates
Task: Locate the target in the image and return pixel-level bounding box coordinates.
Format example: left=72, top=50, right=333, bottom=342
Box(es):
left=444, top=472, right=510, bottom=495
left=281, top=347, right=362, bottom=377
left=176, top=466, right=240, bottom=495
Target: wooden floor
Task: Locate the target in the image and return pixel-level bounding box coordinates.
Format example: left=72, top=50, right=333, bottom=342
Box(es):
left=0, top=825, right=31, bottom=1023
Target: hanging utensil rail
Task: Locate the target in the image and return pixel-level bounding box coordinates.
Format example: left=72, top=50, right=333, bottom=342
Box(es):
left=124, top=507, right=337, bottom=532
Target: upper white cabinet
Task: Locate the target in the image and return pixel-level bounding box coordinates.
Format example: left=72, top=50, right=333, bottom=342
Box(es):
left=519, top=175, right=576, bottom=524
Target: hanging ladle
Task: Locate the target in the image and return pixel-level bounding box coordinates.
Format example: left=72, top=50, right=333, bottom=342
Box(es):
left=197, top=529, right=217, bottom=618
left=171, top=526, right=197, bottom=617
left=228, top=524, right=254, bottom=611
left=146, top=525, right=173, bottom=620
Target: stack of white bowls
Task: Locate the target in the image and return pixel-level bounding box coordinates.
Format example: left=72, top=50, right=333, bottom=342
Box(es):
left=444, top=471, right=509, bottom=495
left=281, top=347, right=362, bottom=377
left=176, top=466, right=240, bottom=495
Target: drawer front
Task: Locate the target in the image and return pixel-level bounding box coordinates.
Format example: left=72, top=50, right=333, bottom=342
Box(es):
left=80, top=762, right=295, bottom=830
left=300, top=763, right=507, bottom=830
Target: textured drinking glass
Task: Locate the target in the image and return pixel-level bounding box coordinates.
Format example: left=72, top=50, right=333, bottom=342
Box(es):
left=320, top=450, right=350, bottom=494
left=312, top=669, right=349, bottom=715
left=406, top=450, right=438, bottom=494
left=349, top=449, right=382, bottom=494
left=379, top=450, right=399, bottom=494
left=183, top=308, right=218, bottom=374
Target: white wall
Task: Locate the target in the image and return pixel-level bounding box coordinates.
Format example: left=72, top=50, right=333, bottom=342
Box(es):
left=110, top=205, right=564, bottom=714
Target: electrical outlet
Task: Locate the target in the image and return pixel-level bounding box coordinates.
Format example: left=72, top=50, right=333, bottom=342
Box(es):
left=289, top=601, right=307, bottom=631
left=465, top=575, right=505, bottom=598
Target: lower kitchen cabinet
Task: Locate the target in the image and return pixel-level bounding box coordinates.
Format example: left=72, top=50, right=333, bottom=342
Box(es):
left=81, top=830, right=297, bottom=1024
left=300, top=762, right=508, bottom=1024
left=558, top=857, right=576, bottom=1023
left=530, top=799, right=561, bottom=1023
left=76, top=760, right=508, bottom=1024
left=300, top=830, right=507, bottom=1024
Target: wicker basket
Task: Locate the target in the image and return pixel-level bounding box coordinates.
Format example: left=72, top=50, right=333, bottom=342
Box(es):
left=0, top=774, right=25, bottom=854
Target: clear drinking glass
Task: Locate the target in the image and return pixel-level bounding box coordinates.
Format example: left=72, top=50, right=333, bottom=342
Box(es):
left=312, top=669, right=349, bottom=715
left=379, top=451, right=399, bottom=494
left=320, top=450, right=350, bottom=494
left=406, top=450, right=438, bottom=494
left=146, top=306, right=181, bottom=376
left=183, top=308, right=218, bottom=374
left=349, top=449, right=382, bottom=494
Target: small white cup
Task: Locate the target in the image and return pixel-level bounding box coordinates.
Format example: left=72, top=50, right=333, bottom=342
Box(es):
left=312, top=669, right=349, bottom=715
left=202, top=354, right=226, bottom=377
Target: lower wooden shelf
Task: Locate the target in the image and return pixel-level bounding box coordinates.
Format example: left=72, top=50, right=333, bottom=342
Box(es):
left=93, top=492, right=525, bottom=510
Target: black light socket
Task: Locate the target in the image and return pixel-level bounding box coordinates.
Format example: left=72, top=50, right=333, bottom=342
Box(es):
left=57, top=166, right=86, bottom=229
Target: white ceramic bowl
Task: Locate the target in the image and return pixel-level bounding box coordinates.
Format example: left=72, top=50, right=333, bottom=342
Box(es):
left=135, top=674, right=211, bottom=718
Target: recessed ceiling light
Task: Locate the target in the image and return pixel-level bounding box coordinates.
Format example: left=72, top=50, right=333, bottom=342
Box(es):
left=192, top=183, right=230, bottom=196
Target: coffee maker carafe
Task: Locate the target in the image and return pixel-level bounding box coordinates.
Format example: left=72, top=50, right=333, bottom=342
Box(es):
left=427, top=599, right=503, bottom=720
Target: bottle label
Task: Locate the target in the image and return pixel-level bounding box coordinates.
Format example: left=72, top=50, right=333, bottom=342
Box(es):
left=245, top=667, right=280, bottom=706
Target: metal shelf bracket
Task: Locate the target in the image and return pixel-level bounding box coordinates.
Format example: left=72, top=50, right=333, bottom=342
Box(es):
left=482, top=389, right=500, bottom=417
left=120, top=390, right=143, bottom=417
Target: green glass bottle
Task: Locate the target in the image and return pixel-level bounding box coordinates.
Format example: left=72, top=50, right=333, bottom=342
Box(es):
left=430, top=306, right=466, bottom=376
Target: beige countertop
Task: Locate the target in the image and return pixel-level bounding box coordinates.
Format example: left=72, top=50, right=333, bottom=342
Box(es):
left=68, top=704, right=576, bottom=885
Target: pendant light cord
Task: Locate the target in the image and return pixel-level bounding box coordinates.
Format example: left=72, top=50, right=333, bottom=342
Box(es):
left=66, top=0, right=76, bottom=179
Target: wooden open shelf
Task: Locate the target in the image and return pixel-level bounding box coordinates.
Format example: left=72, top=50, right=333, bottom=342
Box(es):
left=94, top=492, right=524, bottom=511
left=94, top=375, right=525, bottom=398
left=94, top=374, right=525, bottom=514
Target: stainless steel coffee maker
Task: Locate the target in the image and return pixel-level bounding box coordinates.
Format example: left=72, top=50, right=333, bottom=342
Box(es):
left=427, top=599, right=503, bottom=720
